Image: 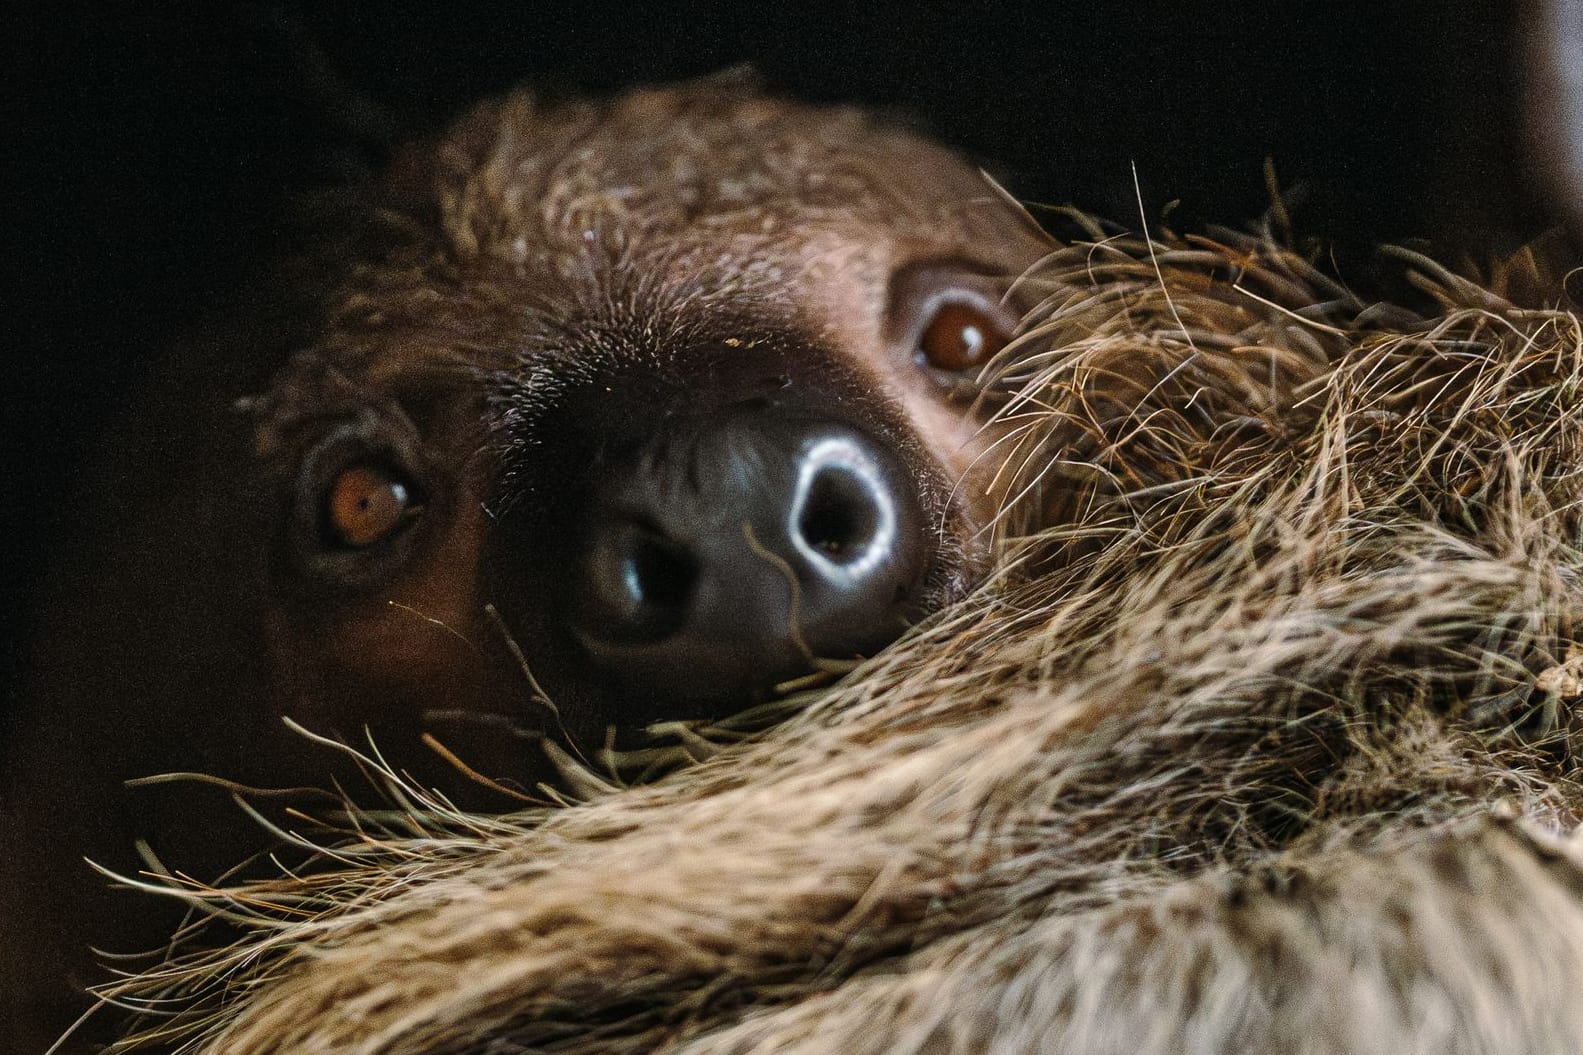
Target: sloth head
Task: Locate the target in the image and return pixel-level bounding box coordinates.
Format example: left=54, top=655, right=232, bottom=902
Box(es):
left=253, top=79, right=1048, bottom=771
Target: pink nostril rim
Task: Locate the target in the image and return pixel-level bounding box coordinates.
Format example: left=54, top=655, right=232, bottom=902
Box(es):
left=791, top=437, right=894, bottom=579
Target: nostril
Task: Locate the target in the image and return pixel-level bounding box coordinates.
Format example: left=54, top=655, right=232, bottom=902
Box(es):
left=628, top=530, right=695, bottom=608
left=798, top=467, right=881, bottom=566
left=582, top=519, right=697, bottom=643
left=791, top=437, right=897, bottom=579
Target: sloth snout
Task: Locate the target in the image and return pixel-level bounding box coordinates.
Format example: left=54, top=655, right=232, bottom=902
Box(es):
left=570, top=413, right=928, bottom=711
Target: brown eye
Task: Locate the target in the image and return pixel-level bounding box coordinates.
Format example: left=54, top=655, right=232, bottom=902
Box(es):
left=917, top=302, right=1009, bottom=373
left=325, top=465, right=418, bottom=548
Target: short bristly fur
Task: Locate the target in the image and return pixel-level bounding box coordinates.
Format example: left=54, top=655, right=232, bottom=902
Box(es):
left=96, top=208, right=1583, bottom=1054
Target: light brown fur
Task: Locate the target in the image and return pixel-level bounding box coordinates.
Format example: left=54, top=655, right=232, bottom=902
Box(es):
left=112, top=271, right=1583, bottom=1051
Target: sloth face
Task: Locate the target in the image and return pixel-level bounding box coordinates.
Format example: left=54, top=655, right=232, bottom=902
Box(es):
left=251, top=82, right=1048, bottom=778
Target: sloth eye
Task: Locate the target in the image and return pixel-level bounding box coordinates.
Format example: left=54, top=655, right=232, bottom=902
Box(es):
left=889, top=262, right=1021, bottom=395
left=283, top=421, right=437, bottom=590
left=916, top=301, right=1010, bottom=373
left=323, top=464, right=421, bottom=549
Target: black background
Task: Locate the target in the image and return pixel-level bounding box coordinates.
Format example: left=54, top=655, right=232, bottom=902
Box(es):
left=4, top=0, right=1559, bottom=687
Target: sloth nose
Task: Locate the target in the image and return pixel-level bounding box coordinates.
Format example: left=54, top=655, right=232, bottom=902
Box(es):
left=571, top=416, right=929, bottom=712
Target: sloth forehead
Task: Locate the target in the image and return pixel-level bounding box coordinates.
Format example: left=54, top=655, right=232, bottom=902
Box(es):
left=429, top=83, right=1016, bottom=271
left=277, top=83, right=1038, bottom=410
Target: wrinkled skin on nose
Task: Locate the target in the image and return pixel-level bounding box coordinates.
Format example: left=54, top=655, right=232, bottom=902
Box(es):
left=571, top=411, right=929, bottom=706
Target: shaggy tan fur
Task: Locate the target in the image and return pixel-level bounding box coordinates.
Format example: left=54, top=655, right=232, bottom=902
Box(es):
left=95, top=226, right=1583, bottom=1054
left=17, top=83, right=1379, bottom=1052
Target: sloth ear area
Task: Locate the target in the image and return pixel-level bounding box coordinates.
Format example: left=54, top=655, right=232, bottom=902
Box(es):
left=887, top=262, right=1020, bottom=396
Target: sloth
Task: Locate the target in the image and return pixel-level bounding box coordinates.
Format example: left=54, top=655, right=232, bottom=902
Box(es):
left=3, top=78, right=1065, bottom=1050
left=3, top=76, right=1421, bottom=1050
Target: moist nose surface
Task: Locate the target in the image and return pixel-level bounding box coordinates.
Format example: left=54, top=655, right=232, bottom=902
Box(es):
left=571, top=414, right=929, bottom=710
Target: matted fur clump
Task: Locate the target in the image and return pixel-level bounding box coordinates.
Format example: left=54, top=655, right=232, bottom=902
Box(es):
left=105, top=235, right=1583, bottom=1054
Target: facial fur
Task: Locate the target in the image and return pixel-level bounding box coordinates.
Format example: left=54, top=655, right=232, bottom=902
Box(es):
left=249, top=80, right=1049, bottom=771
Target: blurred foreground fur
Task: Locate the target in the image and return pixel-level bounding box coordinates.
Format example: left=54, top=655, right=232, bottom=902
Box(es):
left=102, top=230, right=1583, bottom=1054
